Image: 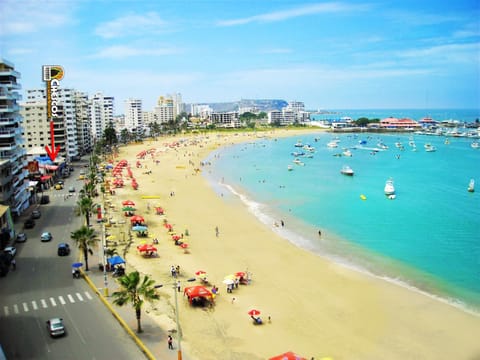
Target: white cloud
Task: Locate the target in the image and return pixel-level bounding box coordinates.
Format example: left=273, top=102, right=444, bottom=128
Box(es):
left=94, top=12, right=168, bottom=39
left=0, top=0, right=71, bottom=35
left=217, top=2, right=369, bottom=26
left=90, top=45, right=182, bottom=59
left=396, top=42, right=480, bottom=64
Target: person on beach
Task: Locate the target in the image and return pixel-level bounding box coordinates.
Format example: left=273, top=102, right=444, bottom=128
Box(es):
left=171, top=265, right=176, bottom=278
left=11, top=259, right=16, bottom=270
left=177, top=280, right=181, bottom=292
left=167, top=335, right=173, bottom=349
left=215, top=226, right=219, bottom=237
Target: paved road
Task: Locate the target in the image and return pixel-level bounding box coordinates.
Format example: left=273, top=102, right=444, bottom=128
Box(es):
left=0, top=167, right=146, bottom=360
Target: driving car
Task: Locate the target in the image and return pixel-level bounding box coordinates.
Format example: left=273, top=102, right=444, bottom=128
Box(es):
left=40, top=232, right=53, bottom=242
left=24, top=218, right=35, bottom=229
left=46, top=318, right=65, bottom=337
left=68, top=186, right=76, bottom=193
left=31, top=209, right=41, bottom=219
left=57, top=243, right=70, bottom=256
left=54, top=182, right=64, bottom=190
left=3, top=246, right=16, bottom=257
left=16, top=233, right=27, bottom=243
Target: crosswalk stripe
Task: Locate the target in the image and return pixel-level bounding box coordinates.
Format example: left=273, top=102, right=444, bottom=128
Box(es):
left=59, top=296, right=66, bottom=305
left=32, top=301, right=38, bottom=310
left=4, top=306, right=9, bottom=317
left=50, top=297, right=57, bottom=307
left=84, top=292, right=93, bottom=300
left=76, top=293, right=84, bottom=301
left=13, top=304, right=19, bottom=314
left=22, top=303, right=28, bottom=312
left=41, top=299, right=48, bottom=308
left=67, top=294, right=75, bottom=303
left=5, top=292, right=94, bottom=314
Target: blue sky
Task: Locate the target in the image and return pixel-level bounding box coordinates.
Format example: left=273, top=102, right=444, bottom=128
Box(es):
left=0, top=0, right=479, bottom=113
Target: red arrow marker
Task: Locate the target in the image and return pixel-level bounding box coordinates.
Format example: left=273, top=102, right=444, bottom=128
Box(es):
left=45, top=120, right=60, bottom=161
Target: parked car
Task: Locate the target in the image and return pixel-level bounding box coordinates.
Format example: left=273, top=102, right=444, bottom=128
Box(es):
left=54, top=183, right=63, bottom=190
left=57, top=243, right=70, bottom=256
left=40, top=232, right=53, bottom=242
left=46, top=318, right=65, bottom=337
left=24, top=218, right=35, bottom=229
left=31, top=209, right=41, bottom=219
left=3, top=246, right=16, bottom=257
left=16, top=233, right=27, bottom=243
left=40, top=195, right=50, bottom=204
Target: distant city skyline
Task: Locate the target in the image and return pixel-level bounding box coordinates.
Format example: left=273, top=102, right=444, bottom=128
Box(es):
left=1, top=0, right=479, bottom=113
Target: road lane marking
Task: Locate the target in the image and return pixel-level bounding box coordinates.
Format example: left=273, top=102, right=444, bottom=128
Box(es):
left=4, top=306, right=9, bottom=316
left=59, top=296, right=66, bottom=305
left=84, top=292, right=92, bottom=300
left=22, top=302, right=28, bottom=312
left=13, top=304, right=19, bottom=314
left=41, top=299, right=48, bottom=308
left=50, top=297, right=57, bottom=307
left=32, top=301, right=38, bottom=310
left=76, top=293, right=84, bottom=301
left=67, top=294, right=75, bottom=303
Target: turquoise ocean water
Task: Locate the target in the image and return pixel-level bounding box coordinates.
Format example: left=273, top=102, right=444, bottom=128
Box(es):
left=203, top=109, right=480, bottom=313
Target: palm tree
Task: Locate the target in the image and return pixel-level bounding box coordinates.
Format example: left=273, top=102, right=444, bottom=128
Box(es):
left=76, top=196, right=96, bottom=227
left=112, top=271, right=160, bottom=333
left=70, top=226, right=98, bottom=271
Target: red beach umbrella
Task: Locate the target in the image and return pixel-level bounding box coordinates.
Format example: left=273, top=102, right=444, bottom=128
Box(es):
left=180, top=243, right=189, bottom=249
left=269, top=351, right=307, bottom=360
left=247, top=309, right=261, bottom=316
left=235, top=271, right=246, bottom=278
left=195, top=270, right=207, bottom=276
left=137, top=244, right=157, bottom=252
left=130, top=215, right=145, bottom=223
left=122, top=200, right=135, bottom=206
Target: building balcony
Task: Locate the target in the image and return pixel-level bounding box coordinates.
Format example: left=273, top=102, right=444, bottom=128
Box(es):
left=0, top=128, right=17, bottom=138
left=0, top=103, right=20, bottom=112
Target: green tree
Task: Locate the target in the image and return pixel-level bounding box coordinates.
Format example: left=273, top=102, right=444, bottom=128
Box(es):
left=76, top=196, right=96, bottom=227
left=120, top=129, right=131, bottom=144
left=112, top=271, right=160, bottom=333
left=70, top=226, right=98, bottom=271
left=103, top=122, right=118, bottom=146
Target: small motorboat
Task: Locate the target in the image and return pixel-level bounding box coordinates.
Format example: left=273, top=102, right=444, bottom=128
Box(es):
left=384, top=178, right=395, bottom=195
left=340, top=165, right=354, bottom=176
left=468, top=179, right=475, bottom=192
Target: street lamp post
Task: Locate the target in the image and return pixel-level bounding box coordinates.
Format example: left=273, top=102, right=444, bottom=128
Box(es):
left=156, top=278, right=195, bottom=360
left=173, top=283, right=182, bottom=360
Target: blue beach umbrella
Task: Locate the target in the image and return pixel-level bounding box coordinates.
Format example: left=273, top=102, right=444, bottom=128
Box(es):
left=72, top=262, right=83, bottom=268
left=132, top=225, right=148, bottom=232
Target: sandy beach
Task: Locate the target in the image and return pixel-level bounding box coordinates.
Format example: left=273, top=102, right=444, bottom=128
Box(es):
left=103, top=129, right=480, bottom=360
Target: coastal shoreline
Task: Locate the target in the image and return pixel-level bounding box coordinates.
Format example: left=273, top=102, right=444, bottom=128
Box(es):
left=106, top=129, right=480, bottom=360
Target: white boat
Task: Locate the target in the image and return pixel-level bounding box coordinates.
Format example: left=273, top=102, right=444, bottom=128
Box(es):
left=340, top=165, right=354, bottom=176
left=327, top=140, right=339, bottom=148
left=424, top=143, right=436, bottom=152
left=294, top=141, right=303, bottom=147
left=377, top=142, right=388, bottom=150
left=292, top=158, right=305, bottom=166
left=471, top=142, right=479, bottom=149
left=287, top=165, right=293, bottom=171
left=384, top=178, right=395, bottom=195
left=342, top=149, right=353, bottom=157
left=468, top=179, right=474, bottom=192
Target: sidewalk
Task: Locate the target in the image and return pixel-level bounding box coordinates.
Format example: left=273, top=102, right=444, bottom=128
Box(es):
left=83, top=224, right=190, bottom=360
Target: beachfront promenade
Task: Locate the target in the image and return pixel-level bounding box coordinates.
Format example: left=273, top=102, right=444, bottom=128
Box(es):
left=81, top=227, right=192, bottom=360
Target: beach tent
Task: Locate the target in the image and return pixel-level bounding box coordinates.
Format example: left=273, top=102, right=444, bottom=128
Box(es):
left=269, top=351, right=307, bottom=360
left=132, top=225, right=148, bottom=232
left=137, top=244, right=157, bottom=253
left=183, top=285, right=214, bottom=304
left=107, top=255, right=125, bottom=267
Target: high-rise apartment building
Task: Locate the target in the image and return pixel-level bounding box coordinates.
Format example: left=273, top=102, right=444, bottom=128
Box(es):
left=124, top=98, right=143, bottom=135
left=21, top=88, right=91, bottom=161
left=89, top=92, right=114, bottom=141
left=0, top=59, right=30, bottom=217
left=154, top=96, right=174, bottom=124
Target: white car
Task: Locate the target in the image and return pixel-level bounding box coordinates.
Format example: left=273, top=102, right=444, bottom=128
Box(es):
left=4, top=246, right=17, bottom=257
left=40, top=232, right=53, bottom=242
left=16, top=233, right=27, bottom=243
left=46, top=318, right=65, bottom=337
